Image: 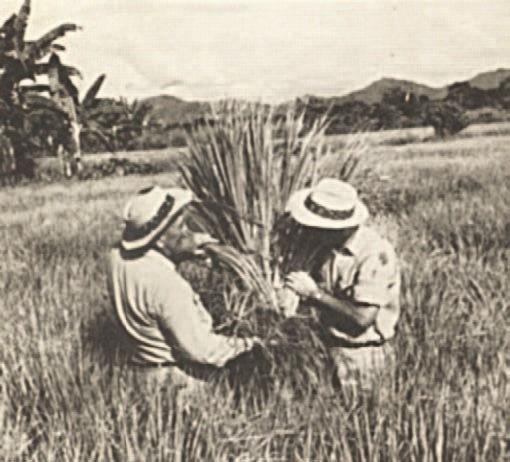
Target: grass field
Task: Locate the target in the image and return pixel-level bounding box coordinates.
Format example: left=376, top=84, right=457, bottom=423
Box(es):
left=1, top=134, right=509, bottom=460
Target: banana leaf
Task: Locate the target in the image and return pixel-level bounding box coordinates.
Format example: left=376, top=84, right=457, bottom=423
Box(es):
left=82, top=74, right=106, bottom=109
left=26, top=24, right=81, bottom=61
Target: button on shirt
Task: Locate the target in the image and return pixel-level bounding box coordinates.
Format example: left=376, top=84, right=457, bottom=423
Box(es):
left=108, top=247, right=252, bottom=367
left=316, top=226, right=401, bottom=344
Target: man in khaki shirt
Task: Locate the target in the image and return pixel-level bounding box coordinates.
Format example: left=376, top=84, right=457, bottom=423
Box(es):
left=285, top=178, right=401, bottom=390
left=108, top=186, right=259, bottom=391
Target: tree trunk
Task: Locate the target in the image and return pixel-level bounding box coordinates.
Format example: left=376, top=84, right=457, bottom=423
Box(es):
left=70, top=120, right=82, bottom=174
left=57, top=143, right=71, bottom=178
left=51, top=94, right=81, bottom=177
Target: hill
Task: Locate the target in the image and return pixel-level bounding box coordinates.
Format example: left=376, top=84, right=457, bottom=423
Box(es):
left=467, top=68, right=510, bottom=90
left=140, top=68, right=510, bottom=126
left=140, top=95, right=210, bottom=127
left=335, top=77, right=446, bottom=105
left=310, top=69, right=510, bottom=106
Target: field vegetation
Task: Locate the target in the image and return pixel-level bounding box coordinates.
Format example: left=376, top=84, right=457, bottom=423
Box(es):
left=1, top=128, right=508, bottom=460
left=1, top=3, right=508, bottom=458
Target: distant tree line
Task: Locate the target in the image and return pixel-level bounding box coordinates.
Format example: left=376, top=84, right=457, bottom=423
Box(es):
left=297, top=77, right=510, bottom=138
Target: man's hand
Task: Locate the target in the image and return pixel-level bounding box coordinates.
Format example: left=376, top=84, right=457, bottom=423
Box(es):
left=275, top=286, right=300, bottom=317
left=285, top=271, right=319, bottom=299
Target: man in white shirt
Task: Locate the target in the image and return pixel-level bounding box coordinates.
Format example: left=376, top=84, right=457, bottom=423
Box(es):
left=108, top=186, right=259, bottom=392
left=284, top=178, right=401, bottom=391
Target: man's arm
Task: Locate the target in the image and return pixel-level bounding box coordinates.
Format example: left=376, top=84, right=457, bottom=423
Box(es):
left=307, top=289, right=378, bottom=336
left=153, top=279, right=257, bottom=368
left=287, top=247, right=398, bottom=335
left=160, top=312, right=256, bottom=368
left=287, top=271, right=378, bottom=333
left=285, top=271, right=378, bottom=334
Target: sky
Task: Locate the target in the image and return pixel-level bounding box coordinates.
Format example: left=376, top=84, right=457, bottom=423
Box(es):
left=2, top=0, right=510, bottom=102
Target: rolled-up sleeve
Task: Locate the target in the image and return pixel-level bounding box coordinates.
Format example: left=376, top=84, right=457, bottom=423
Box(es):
left=353, top=247, right=399, bottom=307
left=152, top=278, right=252, bottom=367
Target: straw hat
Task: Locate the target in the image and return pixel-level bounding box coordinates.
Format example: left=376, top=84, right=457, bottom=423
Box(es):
left=286, top=178, right=369, bottom=229
left=121, top=186, right=193, bottom=251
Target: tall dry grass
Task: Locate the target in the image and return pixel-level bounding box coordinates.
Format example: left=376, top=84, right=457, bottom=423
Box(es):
left=0, top=135, right=508, bottom=460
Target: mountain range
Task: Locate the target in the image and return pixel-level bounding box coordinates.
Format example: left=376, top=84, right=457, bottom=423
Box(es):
left=140, top=68, right=510, bottom=126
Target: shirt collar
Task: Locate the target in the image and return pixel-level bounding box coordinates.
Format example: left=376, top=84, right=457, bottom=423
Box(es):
left=342, top=226, right=369, bottom=256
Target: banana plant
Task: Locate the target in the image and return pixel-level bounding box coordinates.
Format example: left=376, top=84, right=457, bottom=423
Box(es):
left=47, top=53, right=115, bottom=176
left=0, top=0, right=81, bottom=179
left=0, top=0, right=81, bottom=103
left=106, top=98, right=152, bottom=151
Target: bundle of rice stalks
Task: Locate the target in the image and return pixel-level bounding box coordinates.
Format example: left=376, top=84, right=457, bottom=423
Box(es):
left=181, top=102, right=334, bottom=309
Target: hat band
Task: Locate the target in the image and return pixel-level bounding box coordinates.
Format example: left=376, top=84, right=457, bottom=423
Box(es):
left=123, top=194, right=176, bottom=242
left=304, top=193, right=355, bottom=220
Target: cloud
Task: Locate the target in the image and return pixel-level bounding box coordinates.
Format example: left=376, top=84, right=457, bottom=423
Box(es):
left=3, top=0, right=509, bottom=101
left=160, top=79, right=185, bottom=90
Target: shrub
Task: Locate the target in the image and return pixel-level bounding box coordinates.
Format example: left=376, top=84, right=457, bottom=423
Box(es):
left=77, top=157, right=163, bottom=180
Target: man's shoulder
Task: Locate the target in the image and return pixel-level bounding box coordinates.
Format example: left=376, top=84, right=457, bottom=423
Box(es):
left=109, top=247, right=191, bottom=295
left=145, top=251, right=196, bottom=304
left=145, top=248, right=176, bottom=268
left=109, top=247, right=175, bottom=274
left=347, top=226, right=397, bottom=260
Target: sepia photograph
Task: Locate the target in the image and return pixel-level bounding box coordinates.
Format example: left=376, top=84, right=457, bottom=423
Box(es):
left=0, top=0, right=509, bottom=460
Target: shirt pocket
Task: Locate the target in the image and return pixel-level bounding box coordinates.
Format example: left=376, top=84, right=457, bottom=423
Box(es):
left=328, top=252, right=357, bottom=297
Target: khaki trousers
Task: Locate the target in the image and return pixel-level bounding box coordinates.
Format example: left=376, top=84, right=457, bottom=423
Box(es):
left=330, top=342, right=395, bottom=392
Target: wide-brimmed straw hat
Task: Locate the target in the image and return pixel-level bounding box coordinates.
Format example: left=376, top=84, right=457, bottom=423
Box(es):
left=121, top=186, right=193, bottom=251
left=286, top=178, right=369, bottom=229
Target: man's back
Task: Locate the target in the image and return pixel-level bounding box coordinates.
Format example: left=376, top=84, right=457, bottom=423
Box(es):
left=109, top=246, right=254, bottom=368
left=109, top=247, right=183, bottom=364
